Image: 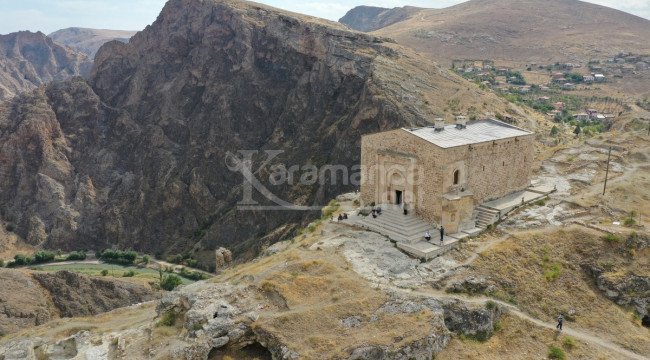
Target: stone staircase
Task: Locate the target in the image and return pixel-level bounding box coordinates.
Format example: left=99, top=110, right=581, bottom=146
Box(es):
left=355, top=205, right=437, bottom=243
left=474, top=205, right=500, bottom=229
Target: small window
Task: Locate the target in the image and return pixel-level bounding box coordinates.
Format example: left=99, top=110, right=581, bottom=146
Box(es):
left=502, top=161, right=505, bottom=166
left=482, top=165, right=485, bottom=171
left=453, top=170, right=460, bottom=185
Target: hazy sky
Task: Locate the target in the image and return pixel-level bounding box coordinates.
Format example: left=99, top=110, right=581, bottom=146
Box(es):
left=1, top=0, right=649, bottom=35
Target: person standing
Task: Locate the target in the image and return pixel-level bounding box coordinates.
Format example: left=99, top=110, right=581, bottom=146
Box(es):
left=556, top=314, right=563, bottom=330
left=439, top=226, right=445, bottom=245
left=403, top=202, right=408, bottom=215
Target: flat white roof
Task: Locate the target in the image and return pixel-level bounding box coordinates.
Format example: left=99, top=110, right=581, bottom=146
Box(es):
left=403, top=118, right=533, bottom=149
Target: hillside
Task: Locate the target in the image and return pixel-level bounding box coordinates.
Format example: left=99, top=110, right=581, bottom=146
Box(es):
left=0, top=0, right=514, bottom=266
left=338, top=5, right=421, bottom=32
left=0, top=268, right=154, bottom=336
left=48, top=28, right=137, bottom=58
left=0, top=31, right=92, bottom=101
left=340, top=0, right=650, bottom=66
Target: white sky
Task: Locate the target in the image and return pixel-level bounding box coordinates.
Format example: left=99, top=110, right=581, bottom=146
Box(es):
left=1, top=0, right=649, bottom=35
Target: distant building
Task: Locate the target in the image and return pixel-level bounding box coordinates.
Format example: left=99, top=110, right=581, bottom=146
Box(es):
left=594, top=74, right=605, bottom=82
left=562, top=83, right=574, bottom=90
left=538, top=96, right=550, bottom=102
left=583, top=75, right=594, bottom=83
left=621, top=65, right=635, bottom=73
left=574, top=113, right=589, bottom=120
left=554, top=102, right=566, bottom=110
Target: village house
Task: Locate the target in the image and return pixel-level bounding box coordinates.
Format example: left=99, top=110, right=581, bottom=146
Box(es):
left=360, top=117, right=535, bottom=234
left=594, top=74, right=605, bottom=82
left=538, top=96, right=550, bottom=103
left=574, top=113, right=589, bottom=120
left=622, top=65, right=635, bottom=73
left=583, top=75, right=595, bottom=83
left=586, top=109, right=598, bottom=119
left=562, top=82, right=574, bottom=90
left=554, top=102, right=566, bottom=110
left=636, top=62, right=647, bottom=70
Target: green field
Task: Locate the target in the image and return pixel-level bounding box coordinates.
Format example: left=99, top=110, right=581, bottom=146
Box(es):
left=30, top=263, right=195, bottom=285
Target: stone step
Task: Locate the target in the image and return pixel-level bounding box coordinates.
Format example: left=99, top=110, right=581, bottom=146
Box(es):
left=363, top=215, right=433, bottom=230
left=359, top=220, right=434, bottom=240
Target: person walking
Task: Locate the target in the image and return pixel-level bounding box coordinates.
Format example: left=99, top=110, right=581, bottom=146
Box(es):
left=425, top=231, right=431, bottom=241
left=403, top=202, right=408, bottom=215
left=556, top=314, right=563, bottom=330
left=439, top=226, right=445, bottom=245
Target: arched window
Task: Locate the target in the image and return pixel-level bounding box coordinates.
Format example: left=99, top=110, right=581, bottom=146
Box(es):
left=453, top=169, right=460, bottom=185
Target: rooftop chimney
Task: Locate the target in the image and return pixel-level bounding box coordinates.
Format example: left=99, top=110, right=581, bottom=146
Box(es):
left=455, top=115, right=467, bottom=129
left=434, top=118, right=445, bottom=131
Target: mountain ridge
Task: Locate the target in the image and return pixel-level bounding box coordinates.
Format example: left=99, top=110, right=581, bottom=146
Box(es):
left=0, top=31, right=92, bottom=101
left=48, top=27, right=137, bottom=58
left=340, top=0, right=650, bottom=65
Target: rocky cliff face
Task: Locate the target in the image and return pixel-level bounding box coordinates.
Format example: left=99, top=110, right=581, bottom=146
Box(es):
left=0, top=0, right=503, bottom=263
left=48, top=28, right=137, bottom=58
left=0, top=32, right=92, bottom=101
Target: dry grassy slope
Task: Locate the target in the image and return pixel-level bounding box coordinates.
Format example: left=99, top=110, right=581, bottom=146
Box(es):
left=361, top=0, right=650, bottom=66
left=450, top=227, right=650, bottom=356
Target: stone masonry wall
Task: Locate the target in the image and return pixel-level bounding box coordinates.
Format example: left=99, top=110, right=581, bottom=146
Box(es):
left=361, top=126, right=534, bottom=225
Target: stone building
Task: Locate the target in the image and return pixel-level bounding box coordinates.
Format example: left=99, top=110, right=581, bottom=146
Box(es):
left=360, top=117, right=534, bottom=233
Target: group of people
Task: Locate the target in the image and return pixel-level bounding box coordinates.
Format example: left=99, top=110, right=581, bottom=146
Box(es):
left=336, top=213, right=348, bottom=222
left=424, top=225, right=445, bottom=245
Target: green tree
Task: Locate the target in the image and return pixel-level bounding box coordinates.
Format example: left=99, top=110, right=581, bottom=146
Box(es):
left=550, top=126, right=560, bottom=136
left=160, top=274, right=183, bottom=291
left=142, top=254, right=150, bottom=264
left=0, top=259, right=4, bottom=267
left=573, top=125, right=581, bottom=135
left=101, top=269, right=109, bottom=276
left=34, top=250, right=55, bottom=263
left=13, top=254, right=33, bottom=266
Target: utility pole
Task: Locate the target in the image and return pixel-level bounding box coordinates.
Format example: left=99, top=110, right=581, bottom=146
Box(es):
left=603, top=146, right=612, bottom=195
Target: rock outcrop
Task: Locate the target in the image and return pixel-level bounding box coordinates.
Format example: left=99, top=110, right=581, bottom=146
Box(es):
left=0, top=31, right=92, bottom=101
left=0, top=0, right=500, bottom=263
left=152, top=282, right=501, bottom=360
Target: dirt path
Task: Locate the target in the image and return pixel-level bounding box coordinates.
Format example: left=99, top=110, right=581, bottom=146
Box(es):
left=388, top=286, right=648, bottom=360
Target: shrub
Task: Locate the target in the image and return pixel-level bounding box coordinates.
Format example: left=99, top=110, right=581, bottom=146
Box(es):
left=486, top=300, right=498, bottom=310
left=33, top=250, right=55, bottom=264
left=5, top=224, right=14, bottom=232
left=548, top=346, right=566, bottom=359
left=122, top=270, right=136, bottom=277
left=602, top=234, right=621, bottom=244
left=493, top=321, right=502, bottom=331
left=66, top=251, right=86, bottom=261
left=563, top=336, right=576, bottom=349
left=623, top=218, right=636, bottom=226
left=160, top=274, right=183, bottom=291
left=535, top=199, right=546, bottom=206
left=628, top=231, right=638, bottom=239
left=142, top=254, right=150, bottom=264
left=100, top=250, right=138, bottom=265
left=156, top=312, right=176, bottom=327
left=13, top=254, right=34, bottom=266
left=545, top=263, right=561, bottom=281
left=101, top=269, right=109, bottom=276
left=0, top=259, right=4, bottom=267
left=307, top=225, right=316, bottom=233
